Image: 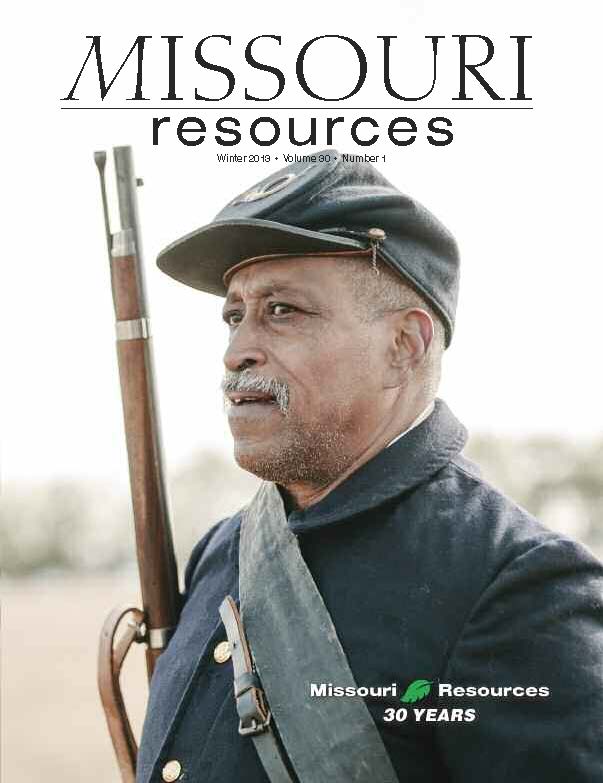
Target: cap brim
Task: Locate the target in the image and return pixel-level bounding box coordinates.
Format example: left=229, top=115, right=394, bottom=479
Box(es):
left=157, top=218, right=366, bottom=296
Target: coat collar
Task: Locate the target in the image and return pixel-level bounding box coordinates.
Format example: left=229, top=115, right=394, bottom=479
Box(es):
left=286, top=398, right=467, bottom=535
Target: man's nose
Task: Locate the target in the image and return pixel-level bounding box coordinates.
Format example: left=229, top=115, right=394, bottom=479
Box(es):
left=223, top=322, right=268, bottom=372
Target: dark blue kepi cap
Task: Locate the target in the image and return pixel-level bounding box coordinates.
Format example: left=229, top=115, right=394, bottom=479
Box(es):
left=157, top=149, right=460, bottom=346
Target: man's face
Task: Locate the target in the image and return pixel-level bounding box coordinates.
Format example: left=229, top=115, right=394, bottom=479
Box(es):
left=222, top=256, right=396, bottom=487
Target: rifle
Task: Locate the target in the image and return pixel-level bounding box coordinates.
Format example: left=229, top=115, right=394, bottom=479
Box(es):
left=94, top=146, right=181, bottom=782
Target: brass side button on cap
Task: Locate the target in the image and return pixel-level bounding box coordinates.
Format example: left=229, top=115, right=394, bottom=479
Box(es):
left=161, top=759, right=182, bottom=782
left=213, top=640, right=231, bottom=663
left=367, top=227, right=386, bottom=241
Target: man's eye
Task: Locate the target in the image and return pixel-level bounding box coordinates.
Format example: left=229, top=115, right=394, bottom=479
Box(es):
left=223, top=311, right=243, bottom=326
left=270, top=303, right=296, bottom=316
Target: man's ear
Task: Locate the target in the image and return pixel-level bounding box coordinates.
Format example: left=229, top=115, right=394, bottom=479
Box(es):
left=383, top=308, right=434, bottom=388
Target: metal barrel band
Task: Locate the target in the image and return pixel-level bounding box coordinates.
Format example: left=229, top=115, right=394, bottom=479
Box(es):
left=115, top=317, right=151, bottom=341
left=111, top=227, right=136, bottom=258
left=148, top=626, right=175, bottom=650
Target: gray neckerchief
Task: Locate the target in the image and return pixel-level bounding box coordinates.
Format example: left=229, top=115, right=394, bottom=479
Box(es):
left=239, top=481, right=399, bottom=783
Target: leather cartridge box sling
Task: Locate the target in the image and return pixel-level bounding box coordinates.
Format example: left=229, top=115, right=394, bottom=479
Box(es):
left=219, top=482, right=399, bottom=783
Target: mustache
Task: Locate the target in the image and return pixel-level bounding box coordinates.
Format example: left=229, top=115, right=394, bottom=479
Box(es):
left=221, top=369, right=290, bottom=414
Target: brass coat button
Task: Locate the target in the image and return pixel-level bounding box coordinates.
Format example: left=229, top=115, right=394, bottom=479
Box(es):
left=162, top=759, right=182, bottom=782
left=213, top=640, right=231, bottom=663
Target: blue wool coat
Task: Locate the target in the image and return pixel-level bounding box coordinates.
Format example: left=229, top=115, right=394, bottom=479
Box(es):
left=136, top=400, right=603, bottom=782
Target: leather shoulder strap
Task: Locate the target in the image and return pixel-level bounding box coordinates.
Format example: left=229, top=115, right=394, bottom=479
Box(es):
left=238, top=482, right=399, bottom=783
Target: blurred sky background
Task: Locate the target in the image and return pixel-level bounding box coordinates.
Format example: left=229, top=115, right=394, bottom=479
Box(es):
left=2, top=0, right=603, bottom=781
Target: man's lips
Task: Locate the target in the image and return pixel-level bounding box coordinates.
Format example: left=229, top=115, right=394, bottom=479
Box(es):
left=226, top=391, right=277, bottom=406
left=226, top=389, right=281, bottom=423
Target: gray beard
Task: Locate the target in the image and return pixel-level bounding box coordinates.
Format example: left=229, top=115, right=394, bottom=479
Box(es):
left=222, top=369, right=355, bottom=488
left=234, top=419, right=352, bottom=488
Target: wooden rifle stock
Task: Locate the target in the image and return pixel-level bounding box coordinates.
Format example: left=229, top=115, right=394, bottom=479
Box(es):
left=94, top=146, right=181, bottom=782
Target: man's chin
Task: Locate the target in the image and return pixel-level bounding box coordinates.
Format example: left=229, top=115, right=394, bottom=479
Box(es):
left=232, top=435, right=299, bottom=484
left=233, top=446, right=284, bottom=483
left=233, top=435, right=344, bottom=488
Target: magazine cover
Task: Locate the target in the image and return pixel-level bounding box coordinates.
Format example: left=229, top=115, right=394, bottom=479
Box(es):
left=3, top=1, right=602, bottom=781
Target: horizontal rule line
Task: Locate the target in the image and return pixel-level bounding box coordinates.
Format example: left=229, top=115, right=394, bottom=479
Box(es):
left=59, top=105, right=534, bottom=111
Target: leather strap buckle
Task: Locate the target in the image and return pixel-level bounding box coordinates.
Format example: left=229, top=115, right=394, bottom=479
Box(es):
left=239, top=710, right=272, bottom=736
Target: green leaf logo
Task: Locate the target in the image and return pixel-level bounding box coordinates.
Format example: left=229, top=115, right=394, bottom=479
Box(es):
left=400, top=679, right=432, bottom=704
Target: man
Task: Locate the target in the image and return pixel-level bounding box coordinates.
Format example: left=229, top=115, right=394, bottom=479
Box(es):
left=136, top=151, right=603, bottom=782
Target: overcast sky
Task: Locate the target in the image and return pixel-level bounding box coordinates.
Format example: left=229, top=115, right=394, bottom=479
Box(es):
left=2, top=0, right=601, bottom=485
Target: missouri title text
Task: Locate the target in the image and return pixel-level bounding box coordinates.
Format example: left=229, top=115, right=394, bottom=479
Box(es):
left=61, top=34, right=533, bottom=147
